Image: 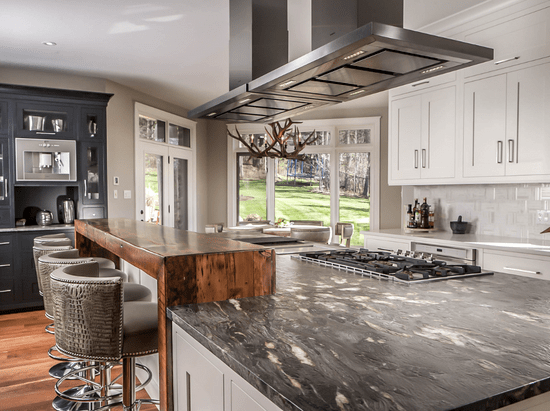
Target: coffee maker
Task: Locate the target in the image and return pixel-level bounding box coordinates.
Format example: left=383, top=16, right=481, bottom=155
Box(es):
left=57, top=195, right=75, bottom=224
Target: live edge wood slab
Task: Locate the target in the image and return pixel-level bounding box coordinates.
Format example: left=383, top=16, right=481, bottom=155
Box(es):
left=74, top=218, right=276, bottom=411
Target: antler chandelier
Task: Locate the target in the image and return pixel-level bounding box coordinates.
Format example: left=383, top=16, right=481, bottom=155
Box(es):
left=228, top=119, right=318, bottom=160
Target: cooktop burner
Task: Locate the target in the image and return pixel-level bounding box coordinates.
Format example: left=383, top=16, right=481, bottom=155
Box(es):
left=292, top=249, right=493, bottom=283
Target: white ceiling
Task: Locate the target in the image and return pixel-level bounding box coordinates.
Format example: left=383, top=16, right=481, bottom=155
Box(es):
left=0, top=0, right=485, bottom=112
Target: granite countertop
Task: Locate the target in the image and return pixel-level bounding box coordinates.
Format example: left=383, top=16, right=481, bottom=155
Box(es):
left=169, top=255, right=550, bottom=411
left=361, top=228, right=550, bottom=257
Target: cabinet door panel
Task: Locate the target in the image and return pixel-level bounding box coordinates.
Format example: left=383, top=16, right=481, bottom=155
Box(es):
left=463, top=75, right=507, bottom=177
left=421, top=87, right=456, bottom=179
left=390, top=96, right=422, bottom=180
left=505, top=62, right=550, bottom=176
left=174, top=331, right=224, bottom=411
left=464, top=6, right=550, bottom=78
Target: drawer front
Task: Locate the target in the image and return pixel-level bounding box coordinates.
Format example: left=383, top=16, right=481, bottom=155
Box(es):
left=0, top=234, right=14, bottom=254
left=81, top=206, right=105, bottom=219
left=0, top=209, right=12, bottom=228
left=464, top=6, right=550, bottom=78
left=483, top=250, right=550, bottom=280
left=0, top=278, right=16, bottom=304
left=364, top=237, right=411, bottom=253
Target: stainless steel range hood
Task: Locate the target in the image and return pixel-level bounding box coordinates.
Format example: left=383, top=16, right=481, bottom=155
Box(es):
left=188, top=1, right=493, bottom=123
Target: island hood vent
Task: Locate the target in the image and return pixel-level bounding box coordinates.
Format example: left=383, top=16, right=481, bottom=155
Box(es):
left=188, top=0, right=493, bottom=123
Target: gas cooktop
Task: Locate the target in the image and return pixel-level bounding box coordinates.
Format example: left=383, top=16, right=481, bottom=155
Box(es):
left=293, top=249, right=493, bottom=283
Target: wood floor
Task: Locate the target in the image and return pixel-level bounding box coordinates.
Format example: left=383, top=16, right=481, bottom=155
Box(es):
left=0, top=310, right=156, bottom=411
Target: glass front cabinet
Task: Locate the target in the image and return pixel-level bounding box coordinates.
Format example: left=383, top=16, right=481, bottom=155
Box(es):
left=79, top=142, right=106, bottom=206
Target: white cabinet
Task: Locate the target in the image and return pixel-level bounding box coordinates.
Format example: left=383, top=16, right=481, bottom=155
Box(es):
left=363, top=236, right=411, bottom=253
left=464, top=61, right=550, bottom=178
left=463, top=74, right=507, bottom=177
left=482, top=249, right=550, bottom=281
left=464, top=5, right=550, bottom=78
left=172, top=322, right=283, bottom=411
left=389, top=86, right=456, bottom=184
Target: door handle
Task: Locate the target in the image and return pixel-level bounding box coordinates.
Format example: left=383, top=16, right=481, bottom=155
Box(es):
left=4, top=177, right=7, bottom=200
left=494, top=56, right=520, bottom=65
left=497, top=141, right=503, bottom=164
left=421, top=149, right=426, bottom=168
left=414, top=150, right=419, bottom=169
left=0, top=242, right=10, bottom=246
left=508, top=140, right=514, bottom=163
left=0, top=264, right=11, bottom=268
left=84, top=180, right=87, bottom=197
left=0, top=289, right=11, bottom=294
left=503, top=267, right=541, bottom=275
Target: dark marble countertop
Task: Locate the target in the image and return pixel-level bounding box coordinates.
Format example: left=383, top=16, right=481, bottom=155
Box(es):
left=168, top=255, right=550, bottom=411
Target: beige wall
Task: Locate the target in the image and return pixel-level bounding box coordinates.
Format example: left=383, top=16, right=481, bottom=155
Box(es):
left=0, top=67, right=209, bottom=231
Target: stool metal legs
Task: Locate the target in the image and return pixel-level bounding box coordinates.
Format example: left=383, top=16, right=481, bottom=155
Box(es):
left=122, top=358, right=136, bottom=411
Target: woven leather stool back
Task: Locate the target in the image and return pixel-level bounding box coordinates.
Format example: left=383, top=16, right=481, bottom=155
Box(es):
left=51, top=262, right=124, bottom=361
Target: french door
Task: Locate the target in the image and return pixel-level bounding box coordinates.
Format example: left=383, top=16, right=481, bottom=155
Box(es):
left=136, top=143, right=194, bottom=230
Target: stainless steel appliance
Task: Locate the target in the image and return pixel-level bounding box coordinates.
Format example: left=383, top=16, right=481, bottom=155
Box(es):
left=293, top=248, right=491, bottom=283
left=15, top=138, right=77, bottom=181
left=36, top=210, right=53, bottom=226
left=410, top=242, right=476, bottom=265
left=189, top=1, right=493, bottom=123
left=61, top=199, right=75, bottom=224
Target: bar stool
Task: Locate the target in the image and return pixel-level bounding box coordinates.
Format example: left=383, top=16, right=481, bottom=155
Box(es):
left=51, top=262, right=159, bottom=410
left=39, top=252, right=153, bottom=411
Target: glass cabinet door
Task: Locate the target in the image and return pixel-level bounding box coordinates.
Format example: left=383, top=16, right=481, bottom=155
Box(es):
left=0, top=139, right=10, bottom=206
left=80, top=107, right=105, bottom=141
left=0, top=102, right=8, bottom=135
left=16, top=102, right=75, bottom=138
left=80, top=143, right=105, bottom=205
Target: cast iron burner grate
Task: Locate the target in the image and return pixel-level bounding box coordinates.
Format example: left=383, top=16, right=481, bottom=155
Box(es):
left=291, top=249, right=493, bottom=284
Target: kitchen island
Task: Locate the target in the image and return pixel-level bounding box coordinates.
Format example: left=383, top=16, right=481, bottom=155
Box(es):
left=169, top=254, right=550, bottom=411
left=74, top=218, right=276, bottom=411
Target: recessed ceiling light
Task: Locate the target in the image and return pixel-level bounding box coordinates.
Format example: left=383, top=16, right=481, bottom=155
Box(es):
left=42, top=41, right=57, bottom=46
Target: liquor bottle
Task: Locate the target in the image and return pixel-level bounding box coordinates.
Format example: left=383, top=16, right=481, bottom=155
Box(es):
left=406, top=204, right=413, bottom=228
left=420, top=197, right=429, bottom=228
left=413, top=199, right=420, bottom=227
left=429, top=205, right=435, bottom=229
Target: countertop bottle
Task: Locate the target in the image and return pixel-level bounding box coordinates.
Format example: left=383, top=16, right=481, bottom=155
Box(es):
left=406, top=204, right=414, bottom=228
left=420, top=198, right=429, bottom=228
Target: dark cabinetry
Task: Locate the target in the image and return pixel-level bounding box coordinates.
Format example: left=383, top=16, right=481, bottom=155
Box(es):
left=0, top=228, right=75, bottom=312
left=0, top=83, right=111, bottom=313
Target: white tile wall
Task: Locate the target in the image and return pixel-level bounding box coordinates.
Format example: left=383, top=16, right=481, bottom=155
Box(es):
left=412, top=184, right=550, bottom=240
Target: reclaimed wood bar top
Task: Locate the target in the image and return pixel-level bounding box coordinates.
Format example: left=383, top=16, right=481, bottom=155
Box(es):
left=74, top=218, right=276, bottom=411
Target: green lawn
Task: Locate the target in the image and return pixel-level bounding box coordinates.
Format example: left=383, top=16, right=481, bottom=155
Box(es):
left=239, top=179, right=370, bottom=246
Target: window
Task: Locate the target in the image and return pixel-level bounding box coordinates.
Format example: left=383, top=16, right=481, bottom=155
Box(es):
left=227, top=117, right=380, bottom=246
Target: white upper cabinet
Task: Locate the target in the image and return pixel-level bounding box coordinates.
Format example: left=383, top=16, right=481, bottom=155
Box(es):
left=463, top=74, right=507, bottom=177
left=463, top=61, right=550, bottom=179
left=505, top=62, right=550, bottom=176
left=464, top=5, right=550, bottom=78
left=389, top=86, right=456, bottom=184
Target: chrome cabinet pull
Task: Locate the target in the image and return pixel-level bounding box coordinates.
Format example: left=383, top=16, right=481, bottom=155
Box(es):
left=508, top=140, right=514, bottom=163
left=503, top=267, right=541, bottom=275
left=421, top=149, right=426, bottom=168
left=495, top=56, right=520, bottom=65
left=412, top=81, right=430, bottom=87
left=497, top=141, right=503, bottom=163
left=414, top=150, right=419, bottom=169
left=4, top=177, right=7, bottom=199
left=84, top=180, right=87, bottom=197
left=36, top=132, right=56, bottom=135
left=0, top=242, right=10, bottom=246
left=0, top=264, right=11, bottom=268
left=0, top=289, right=11, bottom=293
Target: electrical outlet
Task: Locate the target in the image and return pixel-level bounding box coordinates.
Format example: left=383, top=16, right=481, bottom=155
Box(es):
left=113, top=190, right=118, bottom=199
left=124, top=190, right=131, bottom=199
left=537, top=210, right=550, bottom=224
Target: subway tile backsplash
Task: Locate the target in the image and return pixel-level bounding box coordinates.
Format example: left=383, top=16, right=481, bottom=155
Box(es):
left=412, top=184, right=550, bottom=240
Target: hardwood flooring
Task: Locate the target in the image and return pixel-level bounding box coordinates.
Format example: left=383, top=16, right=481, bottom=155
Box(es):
left=0, top=310, right=156, bottom=410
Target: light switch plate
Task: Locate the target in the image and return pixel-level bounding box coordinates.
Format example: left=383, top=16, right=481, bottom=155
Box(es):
left=113, top=176, right=120, bottom=186
left=124, top=190, right=131, bottom=199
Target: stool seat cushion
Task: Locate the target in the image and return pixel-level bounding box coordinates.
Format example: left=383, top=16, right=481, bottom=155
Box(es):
left=94, top=257, right=116, bottom=270
left=122, top=302, right=158, bottom=357
left=124, top=283, right=152, bottom=302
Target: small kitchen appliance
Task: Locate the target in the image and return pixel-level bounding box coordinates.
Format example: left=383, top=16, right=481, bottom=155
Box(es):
left=57, top=196, right=75, bottom=224
left=36, top=209, right=54, bottom=226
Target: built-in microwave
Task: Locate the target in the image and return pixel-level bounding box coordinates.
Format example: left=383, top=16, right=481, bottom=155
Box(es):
left=15, top=138, right=77, bottom=182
